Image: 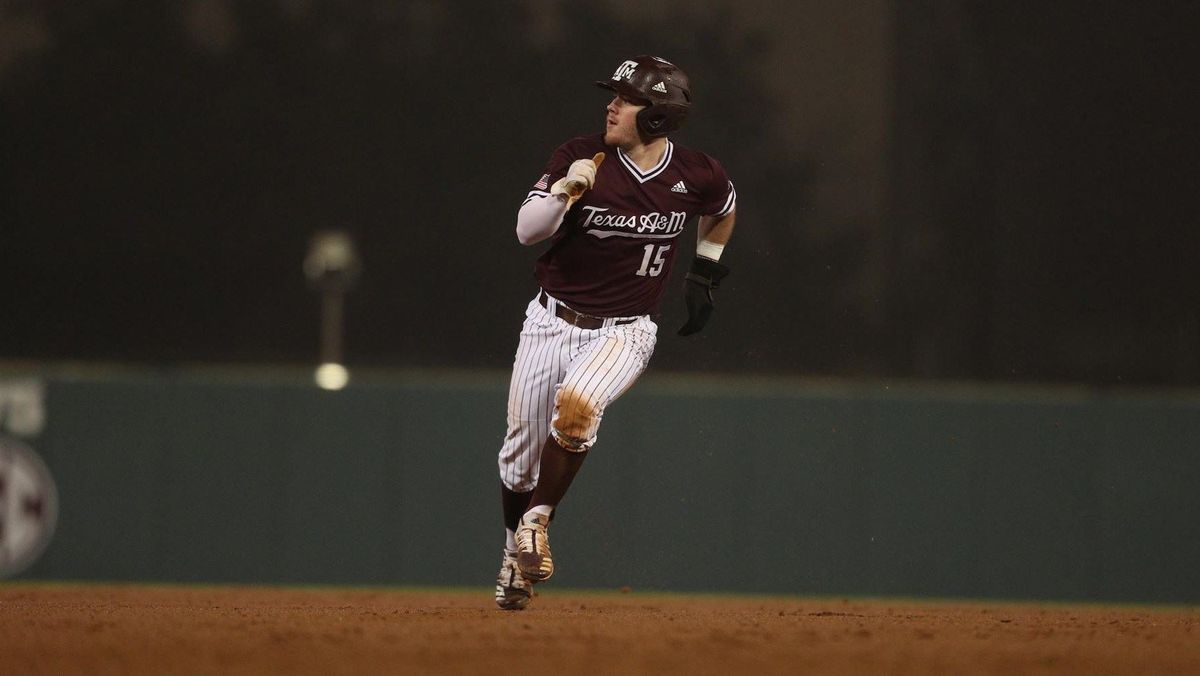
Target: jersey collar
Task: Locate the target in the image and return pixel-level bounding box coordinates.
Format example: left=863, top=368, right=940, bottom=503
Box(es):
left=616, top=140, right=674, bottom=184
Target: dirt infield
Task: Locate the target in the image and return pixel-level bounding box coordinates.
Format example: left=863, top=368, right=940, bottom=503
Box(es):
left=1, top=584, right=1197, bottom=675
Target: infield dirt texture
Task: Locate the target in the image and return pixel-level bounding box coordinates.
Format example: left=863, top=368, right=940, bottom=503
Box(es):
left=2, top=583, right=1198, bottom=674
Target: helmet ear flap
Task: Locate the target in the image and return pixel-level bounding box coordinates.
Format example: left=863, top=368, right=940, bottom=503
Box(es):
left=636, top=106, right=667, bottom=137
left=636, top=103, right=688, bottom=138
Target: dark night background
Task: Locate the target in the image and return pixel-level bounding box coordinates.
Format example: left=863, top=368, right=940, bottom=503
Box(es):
left=2, top=1, right=1196, bottom=385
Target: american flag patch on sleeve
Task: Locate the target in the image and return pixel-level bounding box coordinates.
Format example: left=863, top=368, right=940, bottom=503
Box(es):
left=533, top=174, right=549, bottom=190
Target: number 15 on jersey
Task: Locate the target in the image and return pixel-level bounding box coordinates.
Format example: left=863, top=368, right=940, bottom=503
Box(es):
left=636, top=244, right=671, bottom=277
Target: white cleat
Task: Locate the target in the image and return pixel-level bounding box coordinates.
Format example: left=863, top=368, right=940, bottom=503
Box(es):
left=495, top=549, right=535, bottom=610
left=515, top=512, right=554, bottom=581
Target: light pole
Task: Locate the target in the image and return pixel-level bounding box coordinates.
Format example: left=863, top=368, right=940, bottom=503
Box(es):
left=303, top=231, right=361, bottom=390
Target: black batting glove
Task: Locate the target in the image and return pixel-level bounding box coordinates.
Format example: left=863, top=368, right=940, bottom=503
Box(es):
left=677, top=257, right=730, bottom=336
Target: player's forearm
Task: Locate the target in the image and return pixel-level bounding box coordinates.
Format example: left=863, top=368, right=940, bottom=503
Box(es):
left=516, top=194, right=569, bottom=245
left=696, top=212, right=735, bottom=259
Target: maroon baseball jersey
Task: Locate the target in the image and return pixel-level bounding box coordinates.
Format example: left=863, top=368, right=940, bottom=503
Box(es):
left=524, top=134, right=736, bottom=317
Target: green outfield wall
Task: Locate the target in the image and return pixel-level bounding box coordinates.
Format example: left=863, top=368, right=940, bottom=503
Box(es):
left=5, top=367, right=1198, bottom=603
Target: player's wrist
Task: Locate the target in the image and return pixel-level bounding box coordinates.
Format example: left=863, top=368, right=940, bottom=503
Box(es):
left=696, top=239, right=725, bottom=261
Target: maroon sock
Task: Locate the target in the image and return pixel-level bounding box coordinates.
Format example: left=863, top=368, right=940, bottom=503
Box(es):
left=527, top=435, right=589, bottom=512
left=501, top=484, right=534, bottom=533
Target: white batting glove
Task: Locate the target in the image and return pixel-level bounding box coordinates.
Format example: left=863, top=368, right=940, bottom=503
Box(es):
left=550, top=157, right=599, bottom=207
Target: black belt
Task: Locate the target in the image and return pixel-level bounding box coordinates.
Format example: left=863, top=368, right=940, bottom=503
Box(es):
left=539, top=291, right=637, bottom=330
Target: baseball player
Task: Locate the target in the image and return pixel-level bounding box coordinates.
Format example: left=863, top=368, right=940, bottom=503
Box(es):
left=495, top=55, right=737, bottom=610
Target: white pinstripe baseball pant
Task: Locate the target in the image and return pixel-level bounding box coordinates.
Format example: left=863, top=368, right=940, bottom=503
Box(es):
left=498, top=291, right=658, bottom=492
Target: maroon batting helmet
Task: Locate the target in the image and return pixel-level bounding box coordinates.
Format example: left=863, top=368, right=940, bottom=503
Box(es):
left=595, top=55, right=691, bottom=138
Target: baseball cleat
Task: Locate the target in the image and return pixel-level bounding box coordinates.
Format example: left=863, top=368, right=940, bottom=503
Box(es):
left=495, top=549, right=535, bottom=610
left=515, top=512, right=554, bottom=581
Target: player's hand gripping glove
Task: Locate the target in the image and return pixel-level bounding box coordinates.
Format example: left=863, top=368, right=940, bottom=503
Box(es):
left=550, top=152, right=606, bottom=208
left=677, top=257, right=730, bottom=336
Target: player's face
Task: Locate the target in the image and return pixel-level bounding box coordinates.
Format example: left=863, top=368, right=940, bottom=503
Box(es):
left=604, top=94, right=646, bottom=148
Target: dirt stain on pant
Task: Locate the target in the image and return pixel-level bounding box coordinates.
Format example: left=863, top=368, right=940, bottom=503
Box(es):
left=552, top=385, right=597, bottom=451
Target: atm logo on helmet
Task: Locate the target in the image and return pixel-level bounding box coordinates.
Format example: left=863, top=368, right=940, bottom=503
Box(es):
left=612, top=60, right=639, bottom=82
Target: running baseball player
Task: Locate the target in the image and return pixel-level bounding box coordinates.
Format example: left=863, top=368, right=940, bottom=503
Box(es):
left=495, top=55, right=737, bottom=610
